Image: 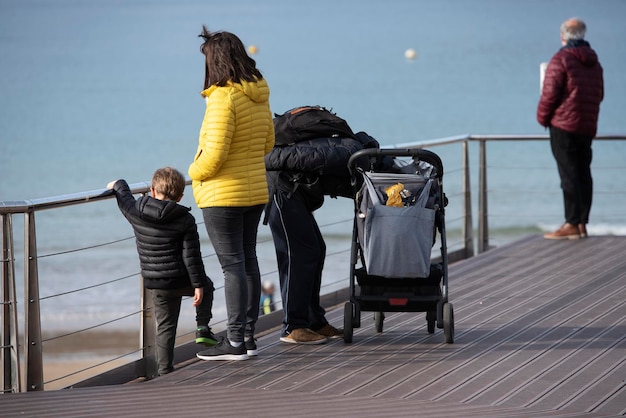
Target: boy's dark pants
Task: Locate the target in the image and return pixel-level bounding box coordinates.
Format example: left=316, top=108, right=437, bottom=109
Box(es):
left=151, top=283, right=213, bottom=375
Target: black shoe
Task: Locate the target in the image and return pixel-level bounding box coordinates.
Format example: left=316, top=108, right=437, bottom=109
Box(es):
left=196, top=339, right=248, bottom=361
left=195, top=326, right=219, bottom=347
left=158, top=367, right=174, bottom=376
left=245, top=338, right=258, bottom=357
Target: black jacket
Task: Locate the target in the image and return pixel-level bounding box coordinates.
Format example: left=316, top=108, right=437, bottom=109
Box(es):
left=265, top=136, right=365, bottom=211
left=111, top=180, right=210, bottom=290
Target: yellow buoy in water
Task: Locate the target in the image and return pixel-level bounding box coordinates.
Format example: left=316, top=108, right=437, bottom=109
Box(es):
left=248, top=45, right=258, bottom=55
left=404, top=48, right=417, bottom=60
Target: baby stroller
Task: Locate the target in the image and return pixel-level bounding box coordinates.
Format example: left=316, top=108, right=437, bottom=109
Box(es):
left=343, top=148, right=454, bottom=343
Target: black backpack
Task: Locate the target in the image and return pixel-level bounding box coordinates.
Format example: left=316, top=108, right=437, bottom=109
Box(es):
left=273, top=105, right=358, bottom=146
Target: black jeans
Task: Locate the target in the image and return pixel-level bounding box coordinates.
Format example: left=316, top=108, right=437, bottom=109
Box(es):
left=202, top=205, right=264, bottom=343
left=151, top=283, right=213, bottom=375
left=267, top=190, right=328, bottom=336
left=549, top=126, right=593, bottom=225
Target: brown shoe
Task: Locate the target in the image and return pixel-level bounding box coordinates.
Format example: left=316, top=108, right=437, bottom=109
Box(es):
left=578, top=224, right=588, bottom=238
left=280, top=328, right=327, bottom=345
left=314, top=324, right=343, bottom=339
left=544, top=223, right=581, bottom=240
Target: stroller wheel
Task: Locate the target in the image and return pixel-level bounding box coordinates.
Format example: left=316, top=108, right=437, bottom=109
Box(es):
left=353, top=303, right=361, bottom=328
left=443, top=302, right=454, bottom=343
left=426, top=311, right=436, bottom=334
left=374, top=312, right=384, bottom=333
left=343, top=302, right=354, bottom=343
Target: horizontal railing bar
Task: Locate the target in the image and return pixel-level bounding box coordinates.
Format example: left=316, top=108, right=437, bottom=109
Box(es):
left=468, top=134, right=626, bottom=141
left=2, top=134, right=624, bottom=215
left=0, top=180, right=181, bottom=214
left=390, top=133, right=471, bottom=149
left=391, top=134, right=626, bottom=149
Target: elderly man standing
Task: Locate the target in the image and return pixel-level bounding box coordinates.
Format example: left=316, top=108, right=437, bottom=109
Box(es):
left=538, top=18, right=604, bottom=240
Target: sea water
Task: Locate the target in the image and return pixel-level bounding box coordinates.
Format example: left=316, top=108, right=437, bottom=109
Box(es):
left=1, top=0, right=625, bottom=331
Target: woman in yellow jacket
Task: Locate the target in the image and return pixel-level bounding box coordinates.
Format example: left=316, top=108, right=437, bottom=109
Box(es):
left=190, top=26, right=274, bottom=361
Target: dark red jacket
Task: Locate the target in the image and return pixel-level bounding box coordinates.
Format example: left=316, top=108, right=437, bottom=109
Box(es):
left=537, top=40, right=604, bottom=137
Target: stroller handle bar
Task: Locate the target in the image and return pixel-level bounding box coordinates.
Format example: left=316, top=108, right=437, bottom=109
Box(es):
left=348, top=147, right=444, bottom=179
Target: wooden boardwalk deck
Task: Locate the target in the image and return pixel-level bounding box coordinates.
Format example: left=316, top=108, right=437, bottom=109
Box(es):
left=2, top=235, right=625, bottom=417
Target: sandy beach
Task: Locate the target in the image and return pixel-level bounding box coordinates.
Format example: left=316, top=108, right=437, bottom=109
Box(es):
left=28, top=330, right=193, bottom=390
left=43, top=358, right=131, bottom=391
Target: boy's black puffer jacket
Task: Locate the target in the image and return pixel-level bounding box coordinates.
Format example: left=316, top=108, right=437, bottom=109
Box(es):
left=111, top=180, right=210, bottom=290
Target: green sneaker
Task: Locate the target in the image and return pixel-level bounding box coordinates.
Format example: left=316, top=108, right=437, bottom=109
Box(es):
left=195, top=326, right=219, bottom=346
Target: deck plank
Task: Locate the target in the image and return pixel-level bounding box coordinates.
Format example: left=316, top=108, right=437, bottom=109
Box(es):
left=1, top=235, right=624, bottom=417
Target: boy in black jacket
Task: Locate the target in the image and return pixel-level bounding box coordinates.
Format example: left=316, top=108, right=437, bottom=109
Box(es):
left=107, top=167, right=217, bottom=375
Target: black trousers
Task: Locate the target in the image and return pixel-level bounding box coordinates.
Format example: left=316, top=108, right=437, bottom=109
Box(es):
left=549, top=126, right=593, bottom=225
left=267, top=190, right=328, bottom=336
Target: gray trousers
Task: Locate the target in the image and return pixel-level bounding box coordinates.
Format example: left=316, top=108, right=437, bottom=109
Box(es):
left=151, top=284, right=213, bottom=375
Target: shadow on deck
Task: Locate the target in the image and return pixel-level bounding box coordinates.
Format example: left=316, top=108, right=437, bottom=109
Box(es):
left=2, top=235, right=625, bottom=417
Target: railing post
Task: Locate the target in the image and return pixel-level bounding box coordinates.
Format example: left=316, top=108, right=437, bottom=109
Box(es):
left=2, top=214, right=21, bottom=393
left=461, top=140, right=475, bottom=258
left=23, top=211, right=43, bottom=391
left=140, top=276, right=157, bottom=379
left=137, top=190, right=158, bottom=380
left=477, top=139, right=489, bottom=253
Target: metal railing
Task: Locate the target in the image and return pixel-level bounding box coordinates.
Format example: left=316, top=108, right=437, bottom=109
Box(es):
left=2, top=133, right=624, bottom=392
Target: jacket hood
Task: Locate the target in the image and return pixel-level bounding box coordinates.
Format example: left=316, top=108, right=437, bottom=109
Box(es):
left=137, top=196, right=190, bottom=224
left=563, top=40, right=599, bottom=67
left=236, top=78, right=270, bottom=103
left=201, top=77, right=270, bottom=103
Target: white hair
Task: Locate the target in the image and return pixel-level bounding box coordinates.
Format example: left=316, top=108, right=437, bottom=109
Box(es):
left=561, top=18, right=586, bottom=41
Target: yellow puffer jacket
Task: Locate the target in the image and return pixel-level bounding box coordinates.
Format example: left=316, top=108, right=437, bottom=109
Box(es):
left=188, top=78, right=275, bottom=208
